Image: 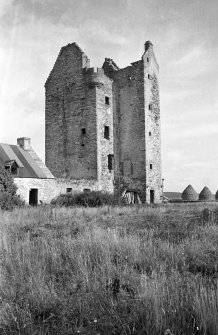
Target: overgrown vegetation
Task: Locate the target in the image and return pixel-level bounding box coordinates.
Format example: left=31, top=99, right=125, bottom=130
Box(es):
left=0, top=164, right=24, bottom=210
left=51, top=190, right=124, bottom=207
left=0, top=203, right=217, bottom=334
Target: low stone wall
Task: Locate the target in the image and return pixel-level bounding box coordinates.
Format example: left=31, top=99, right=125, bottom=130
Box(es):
left=14, top=178, right=99, bottom=204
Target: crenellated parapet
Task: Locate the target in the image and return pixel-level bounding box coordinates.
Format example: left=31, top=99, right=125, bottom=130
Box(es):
left=84, top=67, right=105, bottom=88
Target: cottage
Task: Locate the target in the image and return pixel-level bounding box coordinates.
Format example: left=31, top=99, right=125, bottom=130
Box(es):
left=0, top=137, right=56, bottom=205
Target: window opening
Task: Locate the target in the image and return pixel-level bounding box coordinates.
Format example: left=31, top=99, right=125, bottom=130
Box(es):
left=150, top=164, right=153, bottom=170
left=66, top=188, right=72, bottom=193
left=105, top=96, right=110, bottom=105
left=11, top=166, right=18, bottom=175
left=104, top=126, right=110, bottom=139
left=147, top=57, right=150, bottom=62
left=83, top=188, right=91, bottom=193
left=5, top=161, right=19, bottom=175
left=149, top=104, right=152, bottom=110
left=149, top=131, right=151, bottom=136
left=108, top=154, right=114, bottom=171
left=81, top=128, right=86, bottom=135
left=148, top=74, right=152, bottom=79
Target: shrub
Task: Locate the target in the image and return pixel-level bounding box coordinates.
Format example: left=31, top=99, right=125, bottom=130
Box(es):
left=0, top=164, right=24, bottom=210
left=51, top=191, right=123, bottom=207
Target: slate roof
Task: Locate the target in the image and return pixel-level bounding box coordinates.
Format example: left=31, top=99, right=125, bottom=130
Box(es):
left=0, top=143, right=54, bottom=179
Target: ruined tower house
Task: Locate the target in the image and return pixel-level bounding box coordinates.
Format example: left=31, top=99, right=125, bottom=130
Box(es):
left=45, top=41, right=162, bottom=203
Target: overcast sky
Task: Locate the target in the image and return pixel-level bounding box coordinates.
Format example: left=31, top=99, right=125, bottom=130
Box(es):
left=1, top=0, right=218, bottom=192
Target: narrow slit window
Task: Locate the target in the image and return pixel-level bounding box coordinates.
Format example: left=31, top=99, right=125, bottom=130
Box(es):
left=149, top=104, right=152, bottom=110
left=147, top=57, right=150, bottom=62
left=105, top=96, right=110, bottom=105
left=149, top=131, right=152, bottom=136
left=108, top=154, right=114, bottom=171
left=81, top=128, right=86, bottom=135
left=150, top=164, right=153, bottom=170
left=104, top=126, right=110, bottom=139
left=148, top=74, right=152, bottom=79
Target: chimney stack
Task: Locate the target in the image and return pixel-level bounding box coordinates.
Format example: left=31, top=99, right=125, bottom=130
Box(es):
left=17, top=137, right=31, bottom=151
left=144, top=41, right=153, bottom=52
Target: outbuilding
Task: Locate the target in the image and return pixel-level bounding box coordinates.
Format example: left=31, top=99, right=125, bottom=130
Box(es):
left=0, top=137, right=56, bottom=205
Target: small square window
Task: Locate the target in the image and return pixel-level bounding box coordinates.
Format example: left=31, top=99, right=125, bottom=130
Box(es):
left=149, top=131, right=151, bottom=136
left=149, top=104, right=152, bottom=110
left=81, top=128, right=86, bottom=135
left=148, top=74, right=152, bottom=79
left=150, top=164, right=153, bottom=170
left=105, top=96, right=110, bottom=105
left=104, top=126, right=110, bottom=139
left=66, top=188, right=72, bottom=193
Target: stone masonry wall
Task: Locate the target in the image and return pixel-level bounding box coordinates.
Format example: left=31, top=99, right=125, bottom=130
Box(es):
left=45, top=43, right=98, bottom=180
left=112, top=61, right=147, bottom=199
left=142, top=43, right=162, bottom=203
left=45, top=42, right=162, bottom=203
left=96, top=73, right=114, bottom=192
left=15, top=178, right=98, bottom=204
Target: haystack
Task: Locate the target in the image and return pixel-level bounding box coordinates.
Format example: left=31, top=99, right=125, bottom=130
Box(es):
left=182, top=184, right=198, bottom=201
left=199, top=186, right=213, bottom=201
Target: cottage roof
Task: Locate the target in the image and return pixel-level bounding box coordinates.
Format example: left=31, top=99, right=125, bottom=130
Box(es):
left=0, top=143, right=54, bottom=179
left=199, top=186, right=213, bottom=200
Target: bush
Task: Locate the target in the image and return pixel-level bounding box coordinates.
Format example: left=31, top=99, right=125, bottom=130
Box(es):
left=51, top=191, right=123, bottom=207
left=0, top=164, right=25, bottom=210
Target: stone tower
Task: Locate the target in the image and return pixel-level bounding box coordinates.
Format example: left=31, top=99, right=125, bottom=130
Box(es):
left=45, top=41, right=162, bottom=203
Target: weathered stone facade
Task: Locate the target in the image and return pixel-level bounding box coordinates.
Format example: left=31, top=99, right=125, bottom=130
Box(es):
left=45, top=41, right=162, bottom=203
left=15, top=177, right=98, bottom=204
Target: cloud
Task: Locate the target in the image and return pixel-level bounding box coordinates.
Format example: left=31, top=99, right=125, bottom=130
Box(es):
left=171, top=123, right=218, bottom=140
left=79, top=19, right=128, bottom=46
left=0, top=0, right=13, bottom=18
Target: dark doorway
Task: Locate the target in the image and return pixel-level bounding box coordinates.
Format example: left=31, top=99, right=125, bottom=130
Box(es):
left=29, top=189, right=38, bottom=206
left=150, top=190, right=155, bottom=204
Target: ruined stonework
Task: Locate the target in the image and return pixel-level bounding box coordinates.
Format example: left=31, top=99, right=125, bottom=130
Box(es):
left=45, top=41, right=162, bottom=203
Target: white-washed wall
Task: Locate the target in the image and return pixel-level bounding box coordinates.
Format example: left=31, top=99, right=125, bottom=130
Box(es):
left=14, top=178, right=99, bottom=204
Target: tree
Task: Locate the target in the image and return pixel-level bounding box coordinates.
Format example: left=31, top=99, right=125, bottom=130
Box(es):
left=0, top=164, right=24, bottom=210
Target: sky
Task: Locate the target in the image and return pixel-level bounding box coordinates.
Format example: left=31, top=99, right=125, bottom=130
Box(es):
left=0, top=0, right=218, bottom=192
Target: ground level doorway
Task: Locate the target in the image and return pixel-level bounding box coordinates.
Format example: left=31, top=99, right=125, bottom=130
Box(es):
left=29, top=188, right=38, bottom=206
left=150, top=190, right=155, bottom=204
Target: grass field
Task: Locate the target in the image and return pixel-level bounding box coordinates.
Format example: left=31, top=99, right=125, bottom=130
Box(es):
left=0, top=203, right=217, bottom=334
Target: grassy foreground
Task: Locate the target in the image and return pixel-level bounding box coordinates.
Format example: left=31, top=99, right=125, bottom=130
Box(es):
left=0, top=203, right=217, bottom=335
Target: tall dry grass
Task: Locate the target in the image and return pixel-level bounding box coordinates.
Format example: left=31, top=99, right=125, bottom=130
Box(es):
left=0, top=203, right=217, bottom=334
